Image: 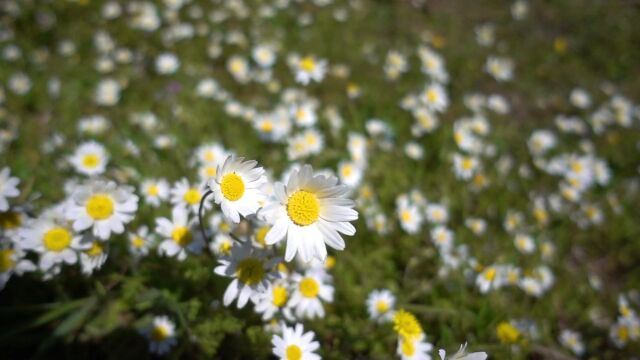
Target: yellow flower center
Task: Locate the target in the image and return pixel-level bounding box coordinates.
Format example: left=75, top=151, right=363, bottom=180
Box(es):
left=401, top=338, right=416, bottom=356
left=462, top=157, right=474, bottom=170
left=341, top=165, right=353, bottom=177
left=86, top=194, right=114, bottom=220
left=82, top=154, right=100, bottom=168
left=236, top=257, right=265, bottom=286
left=220, top=173, right=245, bottom=201
left=43, top=227, right=72, bottom=252
left=299, top=277, right=320, bottom=298
left=219, top=240, right=232, bottom=255
left=300, top=57, right=315, bottom=72
left=285, top=345, right=302, bottom=360
left=425, top=88, right=438, bottom=103
left=151, top=325, right=170, bottom=342
left=0, top=211, right=21, bottom=230
left=618, top=325, right=629, bottom=341
left=496, top=322, right=521, bottom=343
left=172, top=226, right=193, bottom=247
left=570, top=161, right=584, bottom=174
left=132, top=237, right=145, bottom=248
left=204, top=151, right=216, bottom=162
left=287, top=190, right=320, bottom=226
left=260, top=121, right=274, bottom=132
left=147, top=185, right=159, bottom=196
left=325, top=255, right=336, bottom=270
left=205, top=166, right=217, bottom=178
left=484, top=267, right=497, bottom=281
left=0, top=249, right=16, bottom=272
left=393, top=309, right=422, bottom=340
left=375, top=300, right=389, bottom=314
left=400, top=210, right=412, bottom=222
left=255, top=226, right=270, bottom=247
left=272, top=285, right=288, bottom=307
left=86, top=241, right=104, bottom=257
left=183, top=188, right=201, bottom=205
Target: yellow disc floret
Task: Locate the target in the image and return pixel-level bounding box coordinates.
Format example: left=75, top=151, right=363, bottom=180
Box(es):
left=299, top=277, right=320, bottom=298
left=272, top=285, right=288, bottom=307
left=393, top=309, right=423, bottom=340
left=151, top=325, right=170, bottom=342
left=172, top=226, right=193, bottom=247
left=0, top=249, right=16, bottom=272
left=236, top=258, right=265, bottom=286
left=86, top=194, right=114, bottom=220
left=183, top=188, right=201, bottom=205
left=220, top=173, right=245, bottom=201
left=82, top=154, right=100, bottom=168
left=43, top=227, right=72, bottom=252
left=287, top=190, right=320, bottom=226
left=285, top=344, right=302, bottom=360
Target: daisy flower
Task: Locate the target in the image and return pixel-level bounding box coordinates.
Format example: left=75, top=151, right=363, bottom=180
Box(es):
left=209, top=232, right=234, bottom=256
left=69, top=141, right=109, bottom=176
left=79, top=239, right=108, bottom=275
left=366, top=289, right=396, bottom=323
left=252, top=44, right=277, bottom=68
left=397, top=201, right=423, bottom=235
left=485, top=56, right=514, bottom=82
left=253, top=280, right=293, bottom=321
left=19, top=217, right=85, bottom=272
left=155, top=206, right=205, bottom=261
left=214, top=241, right=280, bottom=308
left=288, top=269, right=334, bottom=319
left=0, top=243, right=36, bottom=290
left=421, top=83, right=449, bottom=113
left=140, top=179, right=170, bottom=207
left=272, top=323, right=320, bottom=360
left=155, top=52, right=180, bottom=74
left=0, top=167, right=20, bottom=211
left=294, top=55, right=327, bottom=85
left=128, top=225, right=153, bottom=257
left=65, top=180, right=138, bottom=240
left=143, top=315, right=177, bottom=355
left=94, top=78, right=120, bottom=106
left=559, top=329, right=585, bottom=356
left=398, top=334, right=434, bottom=360
left=262, top=165, right=358, bottom=262
left=170, top=178, right=210, bottom=214
left=208, top=156, right=267, bottom=223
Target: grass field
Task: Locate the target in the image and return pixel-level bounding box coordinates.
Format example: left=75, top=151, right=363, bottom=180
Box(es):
left=1, top=0, right=640, bottom=359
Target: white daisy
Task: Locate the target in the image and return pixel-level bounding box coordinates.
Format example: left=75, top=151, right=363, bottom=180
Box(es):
left=253, top=280, right=293, bottom=321
left=128, top=225, right=153, bottom=257
left=65, top=180, right=138, bottom=240
left=19, top=217, right=85, bottom=271
left=155, top=206, right=205, bottom=261
left=262, top=165, right=358, bottom=262
left=398, top=334, right=434, bottom=360
left=79, top=239, right=108, bottom=275
left=288, top=270, right=334, bottom=319
left=366, top=289, right=396, bottom=323
left=142, top=315, right=177, bottom=355
left=170, top=178, right=210, bottom=214
left=213, top=241, right=280, bottom=308
left=208, top=156, right=267, bottom=224
left=0, top=167, right=20, bottom=211
left=0, top=242, right=36, bottom=290
left=69, top=141, right=109, bottom=176
left=294, top=55, right=327, bottom=85
left=272, top=323, right=320, bottom=360
left=155, top=52, right=180, bottom=74
left=140, top=179, right=170, bottom=207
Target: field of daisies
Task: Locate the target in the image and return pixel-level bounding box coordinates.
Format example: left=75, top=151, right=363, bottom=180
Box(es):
left=2, top=0, right=640, bottom=359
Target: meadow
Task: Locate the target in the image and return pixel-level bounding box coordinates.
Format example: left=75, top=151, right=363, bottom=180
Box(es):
left=1, top=0, right=640, bottom=359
